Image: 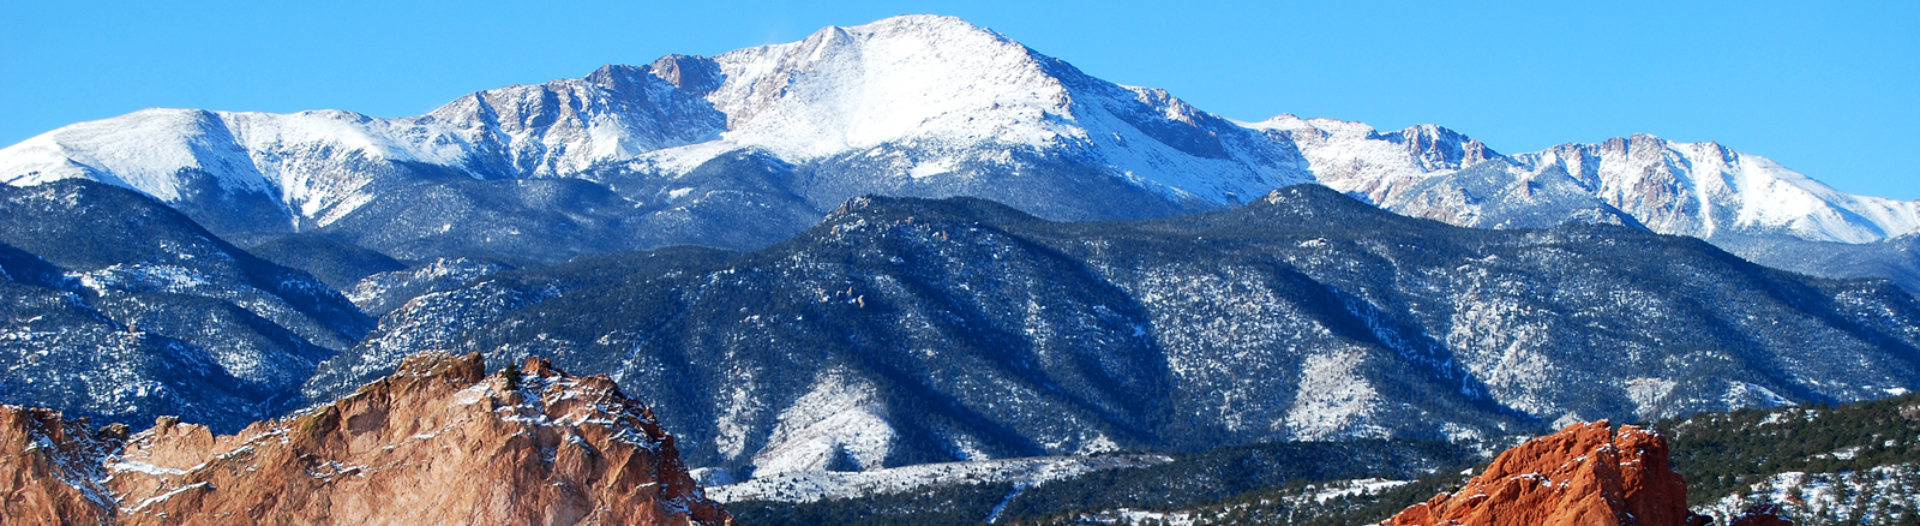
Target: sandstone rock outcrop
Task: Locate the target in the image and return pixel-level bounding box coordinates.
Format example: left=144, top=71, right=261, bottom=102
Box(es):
left=1384, top=421, right=1713, bottom=526
left=0, top=351, right=732, bottom=526
left=0, top=406, right=124, bottom=526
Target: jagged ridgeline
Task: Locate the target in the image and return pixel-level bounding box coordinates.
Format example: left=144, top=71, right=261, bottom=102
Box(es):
left=308, top=184, right=1920, bottom=473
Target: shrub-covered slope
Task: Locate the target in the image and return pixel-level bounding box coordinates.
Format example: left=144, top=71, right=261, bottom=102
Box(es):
left=0, top=180, right=372, bottom=432
left=309, top=184, right=1920, bottom=472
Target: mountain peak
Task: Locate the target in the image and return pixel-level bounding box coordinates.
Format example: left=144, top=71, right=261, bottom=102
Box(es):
left=703, top=13, right=1058, bottom=159
left=835, top=14, right=1001, bottom=39
left=1514, top=134, right=1920, bottom=243
left=1372, top=123, right=1502, bottom=169
left=645, top=54, right=725, bottom=93
left=770, top=13, right=1018, bottom=64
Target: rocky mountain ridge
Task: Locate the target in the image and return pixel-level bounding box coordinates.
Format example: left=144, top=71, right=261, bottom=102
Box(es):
left=0, top=350, right=733, bottom=526
left=1252, top=116, right=1920, bottom=244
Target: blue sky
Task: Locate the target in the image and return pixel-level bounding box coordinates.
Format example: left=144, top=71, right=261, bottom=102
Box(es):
left=3, top=1, right=1915, bottom=199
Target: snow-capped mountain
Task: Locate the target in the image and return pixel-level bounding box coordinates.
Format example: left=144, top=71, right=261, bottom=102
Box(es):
left=672, top=16, right=1305, bottom=203
left=1237, top=116, right=1920, bottom=290
left=1515, top=135, right=1920, bottom=243
left=3, top=14, right=1912, bottom=271
left=6, top=14, right=1917, bottom=258
left=0, top=15, right=1307, bottom=260
left=1243, top=116, right=1505, bottom=205
left=1245, top=117, right=1920, bottom=245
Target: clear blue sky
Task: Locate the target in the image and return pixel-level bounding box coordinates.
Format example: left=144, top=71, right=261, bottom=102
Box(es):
left=4, top=1, right=1915, bottom=200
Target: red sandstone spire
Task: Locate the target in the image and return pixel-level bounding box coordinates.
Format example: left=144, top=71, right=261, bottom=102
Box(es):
left=1383, top=421, right=1711, bottom=526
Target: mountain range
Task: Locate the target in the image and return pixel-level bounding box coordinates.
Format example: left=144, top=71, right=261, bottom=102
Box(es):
left=2, top=15, right=1914, bottom=289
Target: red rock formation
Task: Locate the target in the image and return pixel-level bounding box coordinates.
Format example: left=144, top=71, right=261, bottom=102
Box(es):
left=1, top=351, right=732, bottom=526
left=0, top=406, right=123, bottom=526
left=1384, top=421, right=1712, bottom=526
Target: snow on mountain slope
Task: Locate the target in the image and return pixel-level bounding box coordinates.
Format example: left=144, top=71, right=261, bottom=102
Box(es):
left=0, top=15, right=1305, bottom=248
left=1244, top=115, right=1503, bottom=205
left=705, top=454, right=1171, bottom=503
left=1246, top=116, right=1920, bottom=245
left=0, top=59, right=726, bottom=225
left=749, top=370, right=898, bottom=475
left=0, top=108, right=271, bottom=203
left=0, top=180, right=374, bottom=432
left=675, top=14, right=1306, bottom=204
left=703, top=16, right=1069, bottom=160
left=0, top=60, right=723, bottom=239
left=0, top=108, right=453, bottom=236
left=1512, top=135, right=1920, bottom=243
left=1, top=14, right=1912, bottom=252
left=420, top=55, right=728, bottom=178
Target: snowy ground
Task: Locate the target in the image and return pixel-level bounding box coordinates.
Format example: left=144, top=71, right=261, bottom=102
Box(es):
left=1699, top=463, right=1920, bottom=524
left=703, top=453, right=1172, bottom=503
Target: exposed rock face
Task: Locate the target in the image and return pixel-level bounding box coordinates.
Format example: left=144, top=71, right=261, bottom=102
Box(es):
left=0, top=406, right=124, bottom=526
left=1384, top=421, right=1709, bottom=526
left=0, top=351, right=732, bottom=526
